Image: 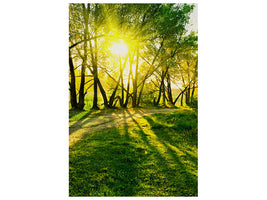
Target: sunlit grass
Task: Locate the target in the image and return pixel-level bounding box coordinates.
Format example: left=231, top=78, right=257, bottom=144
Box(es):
left=69, top=108, right=198, bottom=196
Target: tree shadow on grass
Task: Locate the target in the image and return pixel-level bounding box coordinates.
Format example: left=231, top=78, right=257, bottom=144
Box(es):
left=69, top=115, right=143, bottom=196
left=142, top=111, right=198, bottom=148
left=125, top=110, right=198, bottom=196
left=69, top=109, right=197, bottom=196
left=142, top=112, right=198, bottom=169
left=69, top=110, right=94, bottom=135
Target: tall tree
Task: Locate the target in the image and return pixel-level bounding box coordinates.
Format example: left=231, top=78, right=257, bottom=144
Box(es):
left=69, top=49, right=78, bottom=109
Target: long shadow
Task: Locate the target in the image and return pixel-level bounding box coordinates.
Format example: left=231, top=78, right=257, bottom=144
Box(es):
left=69, top=109, right=82, bottom=119
left=125, top=110, right=197, bottom=196
left=143, top=113, right=198, bottom=165
left=69, top=108, right=197, bottom=196
left=69, top=109, right=121, bottom=135
left=143, top=111, right=198, bottom=148
left=142, top=114, right=198, bottom=195
left=69, top=111, right=142, bottom=196
left=69, top=108, right=141, bottom=136
left=69, top=109, right=93, bottom=123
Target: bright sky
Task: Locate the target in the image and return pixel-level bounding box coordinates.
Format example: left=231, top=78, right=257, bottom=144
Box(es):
left=187, top=4, right=198, bottom=34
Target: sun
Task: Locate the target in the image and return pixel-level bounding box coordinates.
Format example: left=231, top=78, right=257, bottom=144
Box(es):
left=110, top=39, right=128, bottom=56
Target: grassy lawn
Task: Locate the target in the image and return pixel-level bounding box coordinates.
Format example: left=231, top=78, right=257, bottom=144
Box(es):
left=69, top=108, right=198, bottom=196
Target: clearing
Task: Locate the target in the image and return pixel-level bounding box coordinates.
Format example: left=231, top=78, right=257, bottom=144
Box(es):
left=69, top=107, right=198, bottom=196
left=69, top=108, right=177, bottom=146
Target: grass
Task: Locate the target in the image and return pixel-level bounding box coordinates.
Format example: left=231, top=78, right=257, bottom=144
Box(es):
left=69, top=107, right=122, bottom=122
left=69, top=108, right=197, bottom=196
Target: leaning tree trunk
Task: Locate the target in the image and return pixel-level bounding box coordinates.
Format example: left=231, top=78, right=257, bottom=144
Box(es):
left=69, top=50, right=78, bottom=109
left=96, top=78, right=109, bottom=107
left=108, top=76, right=121, bottom=107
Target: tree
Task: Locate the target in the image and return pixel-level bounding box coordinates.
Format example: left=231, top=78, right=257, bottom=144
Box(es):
left=69, top=3, right=197, bottom=109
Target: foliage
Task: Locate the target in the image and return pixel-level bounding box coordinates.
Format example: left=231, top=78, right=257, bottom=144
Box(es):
left=69, top=3, right=198, bottom=109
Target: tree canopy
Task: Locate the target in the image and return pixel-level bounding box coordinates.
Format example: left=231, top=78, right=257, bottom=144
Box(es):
left=69, top=3, right=198, bottom=110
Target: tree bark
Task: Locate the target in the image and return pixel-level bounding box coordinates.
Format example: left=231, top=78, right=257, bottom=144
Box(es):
left=156, top=71, right=164, bottom=105
left=85, top=4, right=100, bottom=110
left=69, top=50, right=78, bottom=109
left=162, top=79, right=166, bottom=106
left=78, top=4, right=89, bottom=110
left=166, top=72, right=173, bottom=105
left=156, top=66, right=169, bottom=106
left=191, top=83, right=195, bottom=103
left=92, top=36, right=100, bottom=109
left=108, top=76, right=121, bottom=107
left=186, top=87, right=190, bottom=105
left=78, top=60, right=86, bottom=109
left=96, top=77, right=109, bottom=107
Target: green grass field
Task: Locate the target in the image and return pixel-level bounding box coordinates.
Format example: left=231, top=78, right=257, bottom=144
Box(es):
left=69, top=108, right=198, bottom=196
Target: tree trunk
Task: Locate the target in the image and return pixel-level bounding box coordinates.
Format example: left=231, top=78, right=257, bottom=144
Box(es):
left=92, top=33, right=100, bottom=109
left=96, top=77, right=109, bottom=107
left=92, top=63, right=99, bottom=109
left=78, top=4, right=88, bottom=110
left=108, top=76, right=121, bottom=107
left=123, top=58, right=133, bottom=107
left=137, top=82, right=144, bottom=107
left=191, top=83, right=195, bottom=103
left=181, top=93, right=183, bottom=106
left=78, top=60, right=86, bottom=109
left=136, top=38, right=165, bottom=106
left=132, top=46, right=139, bottom=107
left=173, top=83, right=191, bottom=105
left=156, top=71, right=164, bottom=105
left=166, top=73, right=173, bottom=105
left=69, top=50, right=78, bottom=109
left=186, top=61, right=191, bottom=105
left=120, top=57, right=124, bottom=107
left=186, top=85, right=190, bottom=105
left=162, top=79, right=166, bottom=106
left=156, top=66, right=169, bottom=106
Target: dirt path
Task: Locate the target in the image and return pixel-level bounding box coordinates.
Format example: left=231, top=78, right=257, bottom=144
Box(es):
left=69, top=108, right=177, bottom=146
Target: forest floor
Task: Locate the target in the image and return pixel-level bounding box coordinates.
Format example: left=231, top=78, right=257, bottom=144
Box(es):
left=69, top=107, right=198, bottom=196
left=69, top=107, right=177, bottom=147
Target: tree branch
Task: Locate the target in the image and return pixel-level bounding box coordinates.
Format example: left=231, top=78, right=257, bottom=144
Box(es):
left=69, top=34, right=105, bottom=49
